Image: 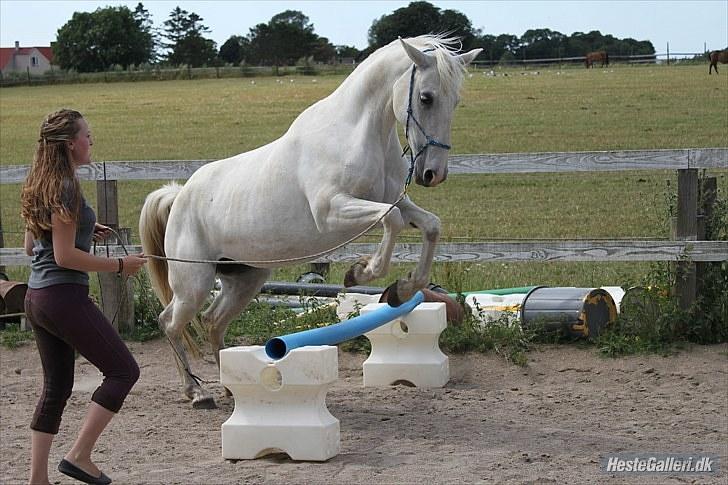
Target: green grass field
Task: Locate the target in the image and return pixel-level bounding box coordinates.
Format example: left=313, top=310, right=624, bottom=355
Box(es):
left=1, top=63, right=726, bottom=292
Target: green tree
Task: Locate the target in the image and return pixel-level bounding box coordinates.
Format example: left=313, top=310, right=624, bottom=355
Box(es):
left=335, top=45, right=361, bottom=61
left=245, top=10, right=326, bottom=66
left=564, top=30, right=654, bottom=58
left=367, top=1, right=478, bottom=49
left=162, top=7, right=217, bottom=66
left=54, top=5, right=154, bottom=72
left=219, top=35, right=248, bottom=65
left=518, top=28, right=566, bottom=59
left=476, top=33, right=520, bottom=61
left=472, top=28, right=655, bottom=63
left=438, top=9, right=479, bottom=49
left=133, top=2, right=159, bottom=63
left=310, top=37, right=336, bottom=63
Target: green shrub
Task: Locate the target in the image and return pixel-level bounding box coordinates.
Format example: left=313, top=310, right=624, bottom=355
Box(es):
left=124, top=271, right=164, bottom=342
left=0, top=323, right=33, bottom=348
left=596, top=175, right=727, bottom=355
left=224, top=296, right=339, bottom=347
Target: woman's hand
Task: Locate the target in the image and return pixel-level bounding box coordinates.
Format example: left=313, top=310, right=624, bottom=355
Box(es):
left=52, top=213, right=144, bottom=275
left=120, top=253, right=147, bottom=276
left=93, top=223, right=113, bottom=242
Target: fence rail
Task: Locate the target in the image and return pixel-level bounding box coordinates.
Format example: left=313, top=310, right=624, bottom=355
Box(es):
left=2, top=148, right=726, bottom=184
left=0, top=148, right=726, bottom=268
left=1, top=52, right=711, bottom=88
left=473, top=51, right=705, bottom=67
left=0, top=240, right=725, bottom=267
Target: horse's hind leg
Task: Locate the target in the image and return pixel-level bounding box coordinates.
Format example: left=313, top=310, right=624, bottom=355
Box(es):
left=160, top=262, right=218, bottom=408
left=202, top=265, right=271, bottom=372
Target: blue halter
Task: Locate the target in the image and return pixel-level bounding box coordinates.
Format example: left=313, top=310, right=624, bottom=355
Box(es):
left=402, top=55, right=452, bottom=188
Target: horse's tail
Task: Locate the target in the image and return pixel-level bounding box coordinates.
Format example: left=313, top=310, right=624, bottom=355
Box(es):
left=139, top=182, right=183, bottom=307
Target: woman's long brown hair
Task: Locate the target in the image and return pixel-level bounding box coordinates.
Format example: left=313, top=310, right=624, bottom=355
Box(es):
left=20, top=109, right=84, bottom=240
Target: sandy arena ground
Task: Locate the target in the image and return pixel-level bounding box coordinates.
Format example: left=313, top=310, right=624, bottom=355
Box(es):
left=1, top=338, right=726, bottom=484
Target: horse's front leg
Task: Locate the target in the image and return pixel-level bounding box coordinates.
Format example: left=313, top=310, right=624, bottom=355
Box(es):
left=315, top=194, right=405, bottom=287
left=383, top=196, right=441, bottom=306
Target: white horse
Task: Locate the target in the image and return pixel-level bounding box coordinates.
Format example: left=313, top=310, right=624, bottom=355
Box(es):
left=140, top=35, right=481, bottom=408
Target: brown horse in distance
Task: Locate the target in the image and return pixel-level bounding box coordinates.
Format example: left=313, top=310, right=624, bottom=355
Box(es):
left=708, top=50, right=728, bottom=74
left=585, top=51, right=609, bottom=68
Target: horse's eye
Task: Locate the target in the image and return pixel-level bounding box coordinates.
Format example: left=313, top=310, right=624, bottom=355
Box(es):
left=420, top=92, right=434, bottom=106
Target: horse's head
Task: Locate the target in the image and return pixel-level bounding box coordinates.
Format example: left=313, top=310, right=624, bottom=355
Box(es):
left=393, top=38, right=481, bottom=187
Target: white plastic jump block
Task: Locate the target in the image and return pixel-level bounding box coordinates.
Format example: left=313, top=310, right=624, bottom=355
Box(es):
left=361, top=302, right=449, bottom=388
left=219, top=345, right=339, bottom=461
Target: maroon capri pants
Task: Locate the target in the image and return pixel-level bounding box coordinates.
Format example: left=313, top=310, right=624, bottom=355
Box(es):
left=24, top=283, right=140, bottom=434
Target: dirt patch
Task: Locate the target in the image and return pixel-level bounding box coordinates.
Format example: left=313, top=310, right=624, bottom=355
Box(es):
left=2, top=338, right=726, bottom=484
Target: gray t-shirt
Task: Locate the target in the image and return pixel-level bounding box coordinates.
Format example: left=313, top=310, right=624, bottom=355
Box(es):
left=28, top=192, right=96, bottom=289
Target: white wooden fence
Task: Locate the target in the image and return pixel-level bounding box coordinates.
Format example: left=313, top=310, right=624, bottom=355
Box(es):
left=2, top=148, right=726, bottom=267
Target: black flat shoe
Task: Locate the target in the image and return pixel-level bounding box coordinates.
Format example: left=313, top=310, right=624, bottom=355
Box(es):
left=58, top=459, right=112, bottom=485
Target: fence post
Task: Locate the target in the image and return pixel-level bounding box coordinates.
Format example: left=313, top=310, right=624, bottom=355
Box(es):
left=96, top=180, right=135, bottom=332
left=97, top=180, right=119, bottom=232
left=674, top=169, right=698, bottom=312
left=666, top=42, right=670, bottom=66
left=696, top=177, right=718, bottom=295
left=0, top=211, right=6, bottom=278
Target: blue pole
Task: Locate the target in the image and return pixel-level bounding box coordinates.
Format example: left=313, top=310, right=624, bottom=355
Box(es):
left=265, top=291, right=425, bottom=359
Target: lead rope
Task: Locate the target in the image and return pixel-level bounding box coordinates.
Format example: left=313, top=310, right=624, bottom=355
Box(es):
left=145, top=190, right=406, bottom=266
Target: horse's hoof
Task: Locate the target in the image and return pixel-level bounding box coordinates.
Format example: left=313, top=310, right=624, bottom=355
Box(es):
left=343, top=267, right=358, bottom=287
left=344, top=258, right=369, bottom=287
left=384, top=280, right=403, bottom=307
left=192, top=396, right=217, bottom=409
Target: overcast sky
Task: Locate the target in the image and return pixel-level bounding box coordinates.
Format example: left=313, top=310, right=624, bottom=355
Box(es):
left=1, top=1, right=726, bottom=55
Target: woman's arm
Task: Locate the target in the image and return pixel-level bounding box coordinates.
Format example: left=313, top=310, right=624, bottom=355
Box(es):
left=24, top=230, right=34, bottom=256
left=51, top=213, right=147, bottom=275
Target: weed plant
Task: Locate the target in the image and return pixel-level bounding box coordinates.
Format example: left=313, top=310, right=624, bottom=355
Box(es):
left=596, top=174, right=727, bottom=356
left=0, top=322, right=32, bottom=348
left=224, top=298, right=339, bottom=347
left=125, top=271, right=164, bottom=342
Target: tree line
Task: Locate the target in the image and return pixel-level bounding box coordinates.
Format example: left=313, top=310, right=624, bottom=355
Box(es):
left=52, top=1, right=656, bottom=73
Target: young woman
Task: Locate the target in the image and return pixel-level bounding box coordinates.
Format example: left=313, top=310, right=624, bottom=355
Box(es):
left=21, top=109, right=147, bottom=485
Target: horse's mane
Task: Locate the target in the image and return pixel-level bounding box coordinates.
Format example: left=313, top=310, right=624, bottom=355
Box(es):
left=361, top=34, right=470, bottom=96
left=408, top=35, right=469, bottom=96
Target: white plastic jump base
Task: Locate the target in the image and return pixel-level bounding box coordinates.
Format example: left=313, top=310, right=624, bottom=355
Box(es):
left=219, top=345, right=339, bottom=461
left=361, top=302, right=449, bottom=388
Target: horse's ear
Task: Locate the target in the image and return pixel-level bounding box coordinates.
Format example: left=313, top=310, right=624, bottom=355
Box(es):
left=456, top=48, right=483, bottom=66
left=399, top=38, right=433, bottom=68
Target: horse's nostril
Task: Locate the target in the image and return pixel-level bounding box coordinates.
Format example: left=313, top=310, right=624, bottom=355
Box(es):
left=423, top=169, right=435, bottom=185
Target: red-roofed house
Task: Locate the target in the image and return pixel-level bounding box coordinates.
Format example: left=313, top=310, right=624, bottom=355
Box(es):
left=0, top=41, right=56, bottom=76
